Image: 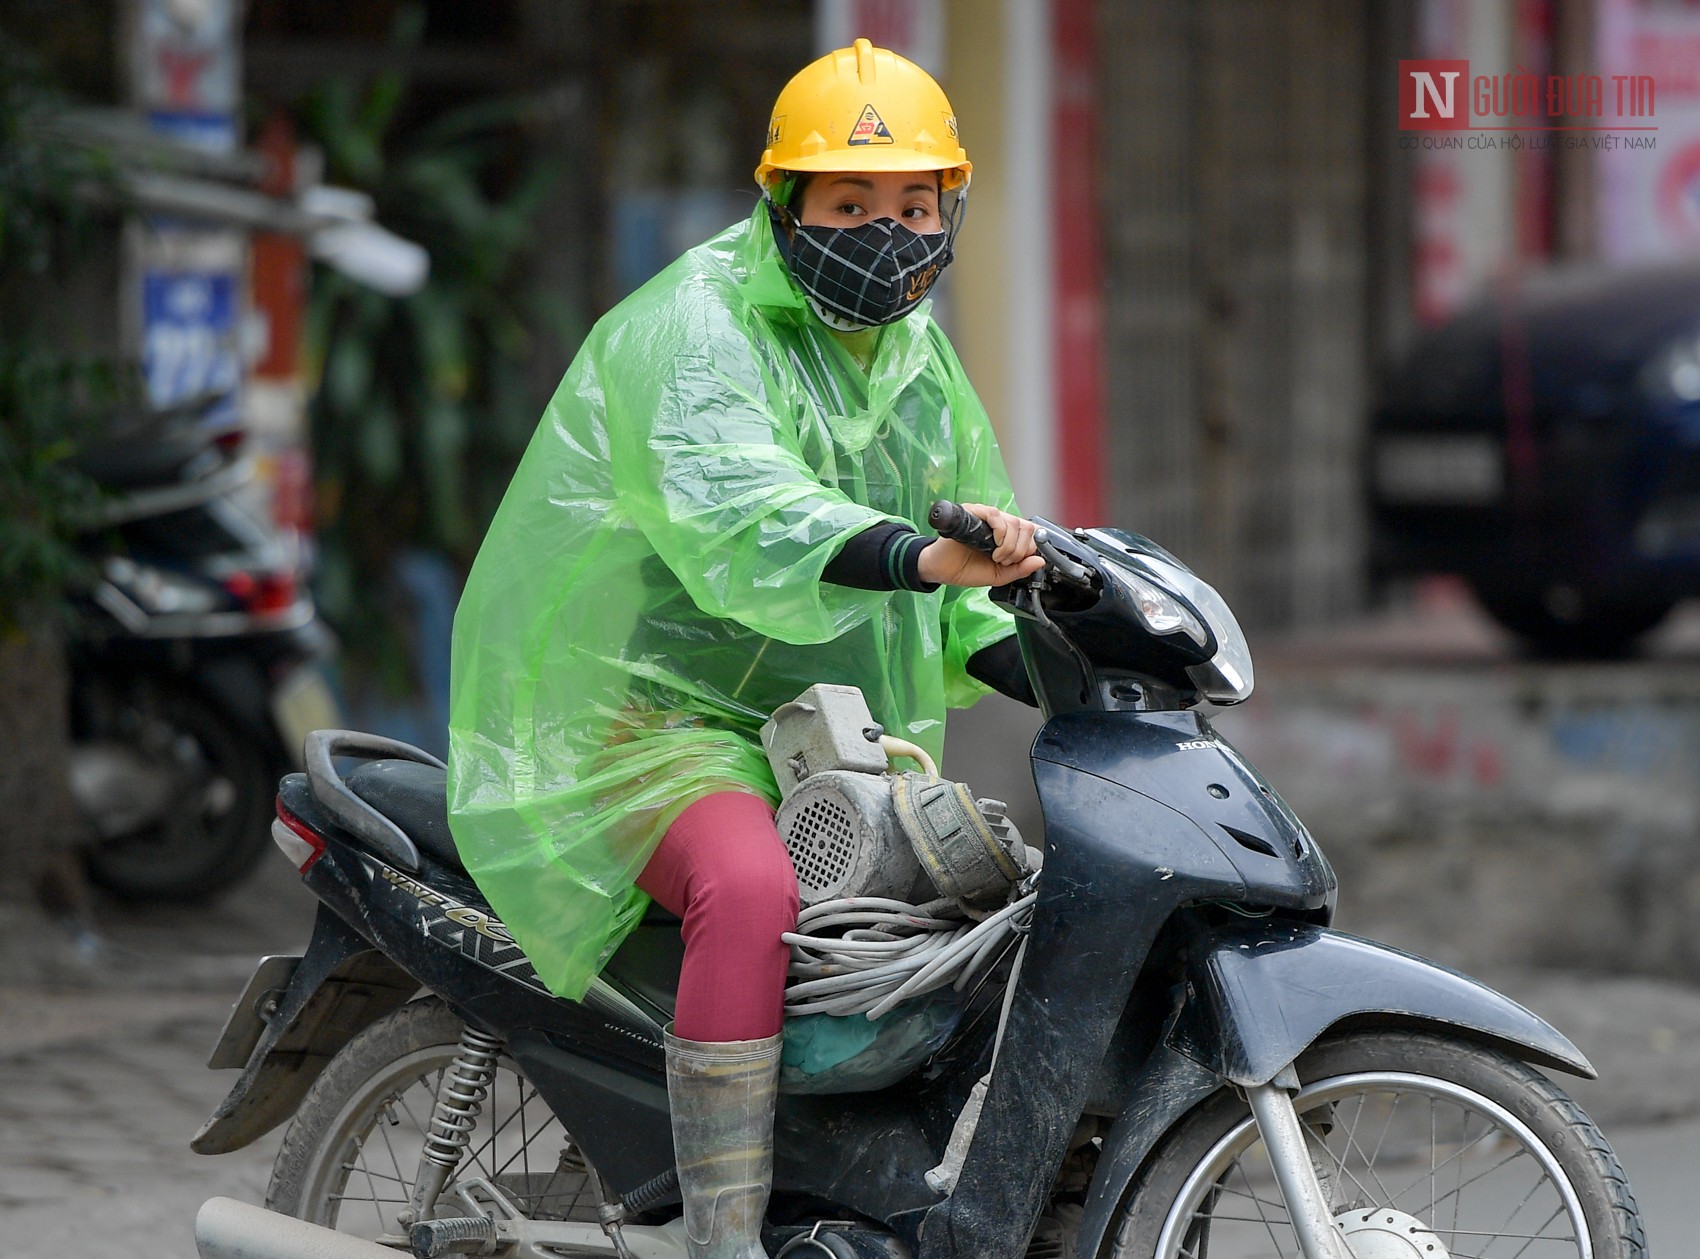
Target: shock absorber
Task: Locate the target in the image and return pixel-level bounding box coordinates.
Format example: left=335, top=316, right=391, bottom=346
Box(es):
left=402, top=1024, right=505, bottom=1224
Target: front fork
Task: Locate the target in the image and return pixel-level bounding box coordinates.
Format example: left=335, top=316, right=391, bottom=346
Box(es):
left=1246, top=1067, right=1356, bottom=1259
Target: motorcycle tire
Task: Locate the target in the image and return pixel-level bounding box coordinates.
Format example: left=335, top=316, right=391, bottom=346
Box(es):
left=1105, top=1029, right=1646, bottom=1259
left=1471, top=585, right=1674, bottom=660
left=80, top=682, right=273, bottom=902
left=268, top=998, right=611, bottom=1238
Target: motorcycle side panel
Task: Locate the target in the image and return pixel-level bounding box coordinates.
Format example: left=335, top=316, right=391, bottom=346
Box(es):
left=304, top=848, right=696, bottom=1193
left=912, top=754, right=1249, bottom=1259
left=1172, top=921, right=1596, bottom=1083
left=505, top=1028, right=677, bottom=1193
left=1032, top=710, right=1335, bottom=913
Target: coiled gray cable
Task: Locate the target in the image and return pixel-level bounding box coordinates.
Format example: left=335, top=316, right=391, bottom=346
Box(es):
left=781, top=891, right=1037, bottom=1019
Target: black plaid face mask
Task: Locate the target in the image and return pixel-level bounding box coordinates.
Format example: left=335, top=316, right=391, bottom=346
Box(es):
left=768, top=202, right=954, bottom=331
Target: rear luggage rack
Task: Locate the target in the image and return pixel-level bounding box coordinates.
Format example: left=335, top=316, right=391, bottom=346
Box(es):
left=302, top=729, right=446, bottom=871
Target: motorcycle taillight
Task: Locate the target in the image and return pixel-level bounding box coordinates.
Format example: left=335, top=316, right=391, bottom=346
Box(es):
left=273, top=800, right=327, bottom=873
left=225, top=570, right=298, bottom=614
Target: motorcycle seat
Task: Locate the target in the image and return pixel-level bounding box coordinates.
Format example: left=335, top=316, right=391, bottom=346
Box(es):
left=75, top=432, right=227, bottom=490
left=344, top=759, right=464, bottom=872
left=337, top=758, right=683, bottom=928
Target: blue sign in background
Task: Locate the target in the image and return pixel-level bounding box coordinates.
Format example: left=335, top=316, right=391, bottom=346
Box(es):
left=141, top=266, right=241, bottom=424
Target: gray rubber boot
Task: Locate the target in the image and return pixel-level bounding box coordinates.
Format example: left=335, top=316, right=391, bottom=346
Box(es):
left=665, top=1028, right=783, bottom=1259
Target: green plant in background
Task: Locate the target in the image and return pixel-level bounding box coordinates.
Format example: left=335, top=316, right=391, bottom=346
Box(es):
left=0, top=35, right=122, bottom=633
left=298, top=14, right=577, bottom=695
left=0, top=32, right=124, bottom=893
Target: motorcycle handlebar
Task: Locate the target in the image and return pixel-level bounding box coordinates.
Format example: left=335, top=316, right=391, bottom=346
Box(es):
left=929, top=500, right=1099, bottom=593
left=928, top=500, right=999, bottom=555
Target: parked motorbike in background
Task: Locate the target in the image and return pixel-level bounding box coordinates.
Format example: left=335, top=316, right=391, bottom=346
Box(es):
left=68, top=397, right=340, bottom=901
left=190, top=503, right=1645, bottom=1259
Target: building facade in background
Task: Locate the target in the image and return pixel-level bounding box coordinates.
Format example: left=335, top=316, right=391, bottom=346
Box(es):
left=42, top=0, right=1689, bottom=638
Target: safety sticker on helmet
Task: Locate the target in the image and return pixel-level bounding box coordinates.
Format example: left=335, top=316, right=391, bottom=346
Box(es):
left=849, top=104, right=895, bottom=146
left=767, top=115, right=785, bottom=146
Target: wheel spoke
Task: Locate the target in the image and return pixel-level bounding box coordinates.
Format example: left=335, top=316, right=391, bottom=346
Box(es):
left=517, top=1075, right=530, bottom=1183
left=1454, top=1107, right=1468, bottom=1240
left=350, top=1133, right=391, bottom=1232
left=1307, top=1102, right=1381, bottom=1208
left=356, top=1104, right=415, bottom=1230
left=1211, top=1189, right=1296, bottom=1215
left=1231, top=1151, right=1291, bottom=1255
left=1429, top=1095, right=1438, bottom=1226
left=467, top=1074, right=552, bottom=1177
left=1364, top=1088, right=1400, bottom=1173
left=1496, top=1179, right=1568, bottom=1257
left=1309, top=1125, right=1381, bottom=1207
left=337, top=1163, right=410, bottom=1186
left=1424, top=1146, right=1536, bottom=1215
left=1328, top=1094, right=1400, bottom=1206
left=1441, top=1216, right=1573, bottom=1242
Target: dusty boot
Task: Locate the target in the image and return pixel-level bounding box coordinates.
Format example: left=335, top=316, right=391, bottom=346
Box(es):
left=665, top=1028, right=783, bottom=1259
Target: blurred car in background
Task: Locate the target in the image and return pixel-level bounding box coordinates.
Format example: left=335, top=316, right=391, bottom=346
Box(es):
left=1369, top=260, right=1700, bottom=656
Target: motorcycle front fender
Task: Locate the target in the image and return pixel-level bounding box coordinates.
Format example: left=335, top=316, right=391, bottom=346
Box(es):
left=1172, top=920, right=1595, bottom=1085
left=1067, top=920, right=1595, bottom=1259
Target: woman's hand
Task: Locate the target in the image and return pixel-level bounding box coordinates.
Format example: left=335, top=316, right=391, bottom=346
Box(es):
left=917, top=503, right=1046, bottom=587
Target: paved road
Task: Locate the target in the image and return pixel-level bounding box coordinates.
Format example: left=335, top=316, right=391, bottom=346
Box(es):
left=1, top=852, right=1695, bottom=1258
left=7, top=586, right=1697, bottom=1255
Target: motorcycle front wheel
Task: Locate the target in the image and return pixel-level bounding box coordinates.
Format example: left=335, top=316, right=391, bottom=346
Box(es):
left=267, top=998, right=611, bottom=1241
left=1107, top=1030, right=1646, bottom=1259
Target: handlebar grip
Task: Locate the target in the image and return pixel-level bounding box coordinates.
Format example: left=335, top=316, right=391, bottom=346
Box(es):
left=929, top=500, right=998, bottom=555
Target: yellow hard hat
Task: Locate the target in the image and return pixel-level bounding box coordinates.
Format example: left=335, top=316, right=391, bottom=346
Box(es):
left=754, top=37, right=972, bottom=194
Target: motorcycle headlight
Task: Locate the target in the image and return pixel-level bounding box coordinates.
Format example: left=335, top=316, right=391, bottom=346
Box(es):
left=1133, top=555, right=1256, bottom=705
left=1114, top=567, right=1209, bottom=646
left=1642, top=333, right=1700, bottom=404
left=1078, top=527, right=1256, bottom=705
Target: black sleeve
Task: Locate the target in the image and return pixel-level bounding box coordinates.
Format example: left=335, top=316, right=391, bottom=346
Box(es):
left=966, top=634, right=1037, bottom=708
left=822, top=523, right=940, bottom=593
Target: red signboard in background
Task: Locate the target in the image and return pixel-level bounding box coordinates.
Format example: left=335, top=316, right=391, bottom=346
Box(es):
left=1410, top=0, right=1556, bottom=327
left=1599, top=0, right=1700, bottom=259
left=1051, top=0, right=1104, bottom=525
left=250, top=112, right=314, bottom=537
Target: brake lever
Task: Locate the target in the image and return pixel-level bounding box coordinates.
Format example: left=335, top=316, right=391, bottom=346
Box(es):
left=1033, top=528, right=1097, bottom=590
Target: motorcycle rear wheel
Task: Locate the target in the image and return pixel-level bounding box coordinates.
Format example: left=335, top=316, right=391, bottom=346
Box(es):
left=1106, top=1030, right=1646, bottom=1259
left=267, top=998, right=609, bottom=1240
left=79, top=681, right=272, bottom=901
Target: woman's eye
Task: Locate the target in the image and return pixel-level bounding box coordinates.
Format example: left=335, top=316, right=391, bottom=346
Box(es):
left=836, top=201, right=866, bottom=217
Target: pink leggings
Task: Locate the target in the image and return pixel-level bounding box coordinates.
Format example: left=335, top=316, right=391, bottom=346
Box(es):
left=636, top=791, right=799, bottom=1042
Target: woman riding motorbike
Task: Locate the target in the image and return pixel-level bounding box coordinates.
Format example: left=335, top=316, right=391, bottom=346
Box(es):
left=447, top=39, right=1039, bottom=1258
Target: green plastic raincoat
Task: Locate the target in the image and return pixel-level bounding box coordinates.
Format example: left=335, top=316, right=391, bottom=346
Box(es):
left=447, top=203, right=1020, bottom=1000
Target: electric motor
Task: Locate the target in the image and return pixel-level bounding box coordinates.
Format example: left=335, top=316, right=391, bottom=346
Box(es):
left=775, top=770, right=928, bottom=907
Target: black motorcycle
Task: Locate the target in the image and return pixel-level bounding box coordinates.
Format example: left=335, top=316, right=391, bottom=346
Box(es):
left=191, top=503, right=1645, bottom=1259
left=70, top=402, right=337, bottom=901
